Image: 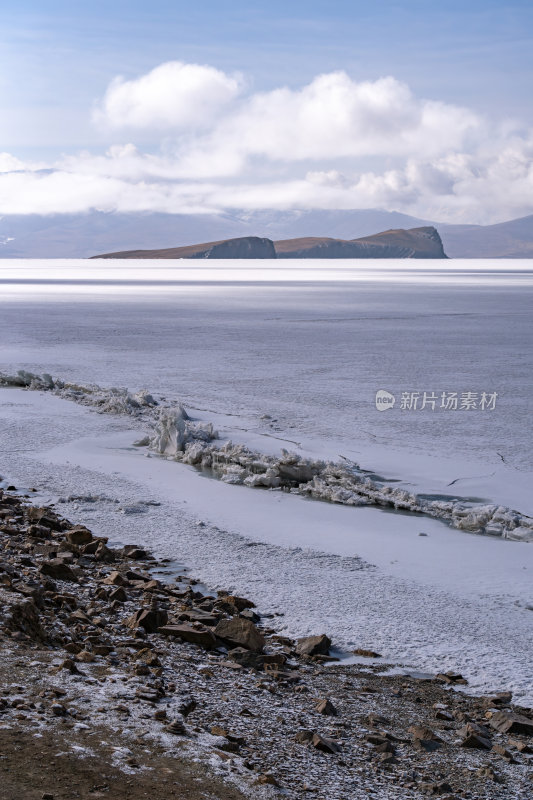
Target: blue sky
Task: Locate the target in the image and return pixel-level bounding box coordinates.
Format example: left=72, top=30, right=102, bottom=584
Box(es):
left=1, top=1, right=532, bottom=222
left=3, top=0, right=533, bottom=151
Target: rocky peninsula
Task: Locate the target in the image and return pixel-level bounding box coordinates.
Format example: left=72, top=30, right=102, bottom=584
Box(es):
left=92, top=226, right=447, bottom=260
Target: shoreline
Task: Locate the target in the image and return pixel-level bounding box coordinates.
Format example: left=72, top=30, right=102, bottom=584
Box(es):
left=1, top=487, right=532, bottom=799
left=1, top=381, right=533, bottom=705
left=1, top=373, right=532, bottom=541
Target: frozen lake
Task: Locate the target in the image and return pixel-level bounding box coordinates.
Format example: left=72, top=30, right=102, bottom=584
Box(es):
left=1, top=258, right=532, bottom=509
left=1, top=258, right=532, bottom=700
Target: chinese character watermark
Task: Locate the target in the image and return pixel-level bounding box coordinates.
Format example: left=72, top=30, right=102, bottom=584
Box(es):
left=375, top=390, right=498, bottom=412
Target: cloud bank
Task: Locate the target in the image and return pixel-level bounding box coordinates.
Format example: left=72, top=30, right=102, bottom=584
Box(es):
left=1, top=61, right=532, bottom=223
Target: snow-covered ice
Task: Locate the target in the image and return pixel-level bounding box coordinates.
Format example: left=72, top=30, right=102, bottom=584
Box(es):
left=0, top=258, right=532, bottom=701
left=3, top=368, right=532, bottom=537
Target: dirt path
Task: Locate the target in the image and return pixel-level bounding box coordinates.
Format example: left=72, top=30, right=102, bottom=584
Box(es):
left=0, top=726, right=248, bottom=800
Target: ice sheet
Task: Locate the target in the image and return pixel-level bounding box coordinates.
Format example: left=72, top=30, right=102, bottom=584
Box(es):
left=1, top=258, right=532, bottom=701
left=0, top=387, right=532, bottom=704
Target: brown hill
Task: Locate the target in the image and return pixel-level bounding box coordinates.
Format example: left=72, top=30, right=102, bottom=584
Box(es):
left=92, top=236, right=276, bottom=260
left=275, top=227, right=446, bottom=258
left=92, top=226, right=447, bottom=259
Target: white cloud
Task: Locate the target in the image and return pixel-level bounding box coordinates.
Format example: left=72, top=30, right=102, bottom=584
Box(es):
left=1, top=137, right=532, bottom=223
left=209, top=73, right=480, bottom=162
left=158, top=72, right=482, bottom=179
left=94, top=61, right=244, bottom=130
left=0, top=62, right=532, bottom=224
left=93, top=68, right=482, bottom=178
left=0, top=152, right=32, bottom=172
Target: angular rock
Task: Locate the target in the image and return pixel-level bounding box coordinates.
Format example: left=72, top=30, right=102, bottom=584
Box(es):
left=492, top=744, right=515, bottom=761
left=295, top=634, right=331, bottom=657
left=458, top=721, right=492, bottom=739
left=353, top=648, right=382, bottom=658
left=408, top=725, right=443, bottom=752
left=93, top=644, right=112, bottom=656
left=125, top=569, right=151, bottom=582
left=227, top=647, right=264, bottom=669
left=26, top=508, right=62, bottom=531
left=122, top=545, right=148, bottom=559
left=485, top=691, right=512, bottom=706
left=414, top=738, right=442, bottom=753
left=57, top=658, right=82, bottom=675
left=3, top=593, right=46, bottom=641
left=377, top=751, right=396, bottom=765
left=178, top=697, right=197, bottom=717
left=135, top=686, right=161, bottom=702
left=435, top=671, right=468, bottom=685
left=223, top=594, right=256, bottom=612
left=81, top=537, right=108, bottom=555
left=101, top=571, right=128, bottom=586
left=490, top=711, right=533, bottom=736
left=459, top=722, right=492, bottom=750
left=240, top=608, right=261, bottom=623
left=311, top=733, right=339, bottom=754
left=211, top=600, right=237, bottom=616
left=178, top=609, right=220, bottom=626
left=315, top=698, right=337, bottom=716
left=435, top=709, right=454, bottom=721
left=158, top=623, right=218, bottom=649
left=140, top=579, right=161, bottom=592
left=76, top=650, right=95, bottom=663
left=39, top=559, right=77, bottom=582
left=126, top=607, right=167, bottom=634
left=69, top=609, right=91, bottom=624
left=214, top=617, right=265, bottom=652
left=94, top=541, right=115, bottom=562
left=294, top=730, right=314, bottom=744
left=408, top=725, right=442, bottom=742
left=218, top=739, right=241, bottom=753
left=461, top=733, right=492, bottom=750
left=476, top=766, right=501, bottom=782
left=65, top=527, right=93, bottom=546
left=509, top=738, right=533, bottom=753
left=375, top=741, right=395, bottom=754
left=109, top=586, right=127, bottom=603
left=27, top=524, right=52, bottom=540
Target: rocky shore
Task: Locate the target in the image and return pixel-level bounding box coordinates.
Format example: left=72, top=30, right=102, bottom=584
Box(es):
left=1, top=487, right=532, bottom=799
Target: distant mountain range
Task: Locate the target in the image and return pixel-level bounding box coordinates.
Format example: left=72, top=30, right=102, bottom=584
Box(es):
left=94, top=226, right=446, bottom=260
left=0, top=209, right=532, bottom=258
left=438, top=215, right=533, bottom=258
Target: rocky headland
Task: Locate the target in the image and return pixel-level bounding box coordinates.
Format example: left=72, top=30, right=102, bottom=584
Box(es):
left=92, top=226, right=447, bottom=260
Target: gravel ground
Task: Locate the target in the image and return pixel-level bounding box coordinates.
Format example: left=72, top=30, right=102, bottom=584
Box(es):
left=1, top=489, right=532, bottom=799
